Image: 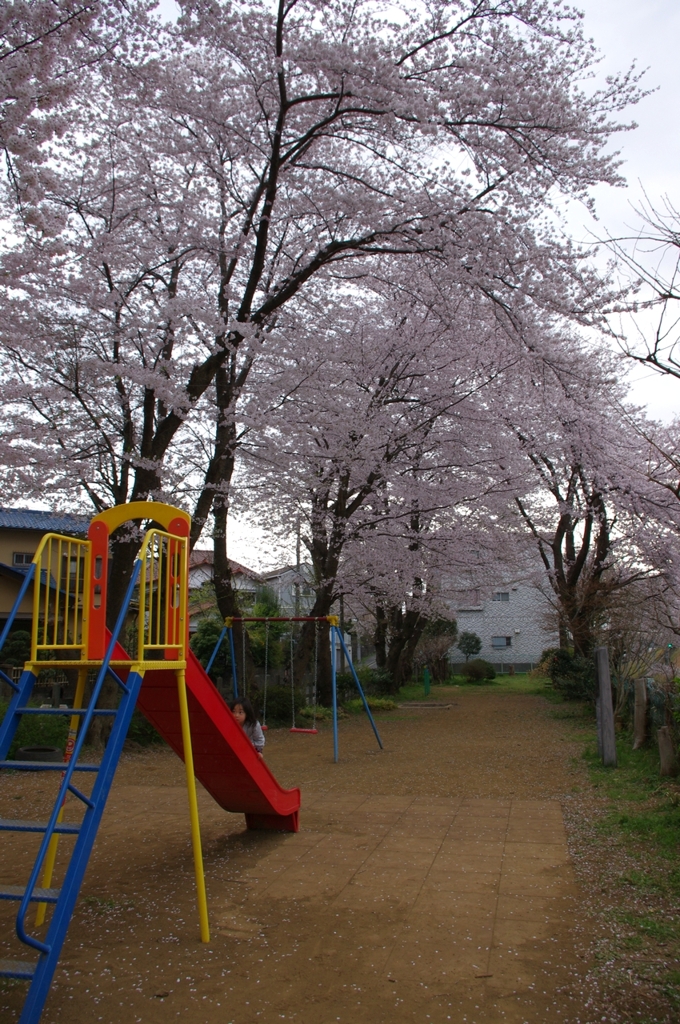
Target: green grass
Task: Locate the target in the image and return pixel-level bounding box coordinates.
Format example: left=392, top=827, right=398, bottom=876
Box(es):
left=586, top=735, right=674, bottom=803
left=582, top=726, right=680, bottom=1012
left=586, top=736, right=680, bottom=867
left=616, top=911, right=680, bottom=943
left=396, top=673, right=553, bottom=702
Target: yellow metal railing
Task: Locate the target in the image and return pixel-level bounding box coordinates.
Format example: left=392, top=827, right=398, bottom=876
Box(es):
left=137, top=528, right=188, bottom=665
left=31, top=533, right=90, bottom=662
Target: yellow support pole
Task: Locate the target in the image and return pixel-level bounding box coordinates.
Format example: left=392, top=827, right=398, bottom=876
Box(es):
left=177, top=667, right=210, bottom=943
left=36, top=667, right=88, bottom=927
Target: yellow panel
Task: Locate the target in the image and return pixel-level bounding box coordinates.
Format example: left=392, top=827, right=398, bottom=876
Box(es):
left=90, top=501, right=190, bottom=535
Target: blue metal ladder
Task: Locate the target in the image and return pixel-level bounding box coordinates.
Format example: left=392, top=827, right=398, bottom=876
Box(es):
left=0, top=560, right=142, bottom=1024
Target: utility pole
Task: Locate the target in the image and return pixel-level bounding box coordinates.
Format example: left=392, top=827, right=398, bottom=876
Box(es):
left=294, top=516, right=301, bottom=618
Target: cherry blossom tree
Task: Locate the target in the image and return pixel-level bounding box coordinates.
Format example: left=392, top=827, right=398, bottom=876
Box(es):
left=234, top=273, right=532, bottom=693
left=490, top=337, right=671, bottom=657
left=0, top=0, right=642, bottom=624
left=0, top=1, right=150, bottom=203
left=604, top=195, right=680, bottom=380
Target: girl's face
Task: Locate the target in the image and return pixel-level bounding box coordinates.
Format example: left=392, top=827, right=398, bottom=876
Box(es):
left=232, top=704, right=246, bottom=726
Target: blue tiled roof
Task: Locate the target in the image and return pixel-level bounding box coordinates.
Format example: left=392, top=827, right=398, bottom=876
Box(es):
left=0, top=507, right=89, bottom=535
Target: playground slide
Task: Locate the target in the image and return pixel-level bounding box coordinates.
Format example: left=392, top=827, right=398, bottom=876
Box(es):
left=111, top=638, right=301, bottom=832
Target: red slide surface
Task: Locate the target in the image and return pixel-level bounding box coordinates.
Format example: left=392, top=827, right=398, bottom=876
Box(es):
left=112, top=639, right=300, bottom=831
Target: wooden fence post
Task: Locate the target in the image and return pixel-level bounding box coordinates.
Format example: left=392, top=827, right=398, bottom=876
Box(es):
left=658, top=726, right=678, bottom=777
left=633, top=678, right=647, bottom=750
left=595, top=647, right=617, bottom=767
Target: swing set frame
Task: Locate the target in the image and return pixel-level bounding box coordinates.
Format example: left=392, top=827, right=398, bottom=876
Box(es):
left=205, top=614, right=382, bottom=763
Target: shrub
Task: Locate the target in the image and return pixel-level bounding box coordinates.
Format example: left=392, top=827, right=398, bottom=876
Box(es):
left=298, top=704, right=334, bottom=721
left=336, top=667, right=394, bottom=698
left=0, top=699, right=69, bottom=758
left=1, top=630, right=32, bottom=666
left=261, top=684, right=305, bottom=726
left=127, top=710, right=165, bottom=746
left=460, top=658, right=496, bottom=682
left=457, top=631, right=482, bottom=661
left=190, top=614, right=231, bottom=682
left=344, top=696, right=397, bottom=713
left=544, top=648, right=596, bottom=702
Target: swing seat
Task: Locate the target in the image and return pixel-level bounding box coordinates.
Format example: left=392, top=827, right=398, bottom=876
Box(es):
left=290, top=727, right=318, bottom=734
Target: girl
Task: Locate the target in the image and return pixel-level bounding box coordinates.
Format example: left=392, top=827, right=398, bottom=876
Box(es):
left=228, top=697, right=265, bottom=757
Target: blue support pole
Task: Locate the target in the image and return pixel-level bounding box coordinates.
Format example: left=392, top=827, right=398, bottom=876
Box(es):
left=15, top=560, right=143, bottom=958
left=331, top=627, right=339, bottom=764
left=227, top=627, right=238, bottom=699
left=205, top=625, right=227, bottom=675
left=336, top=629, right=383, bottom=751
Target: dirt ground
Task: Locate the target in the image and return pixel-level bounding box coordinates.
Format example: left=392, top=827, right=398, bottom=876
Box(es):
left=1, top=687, right=601, bottom=1024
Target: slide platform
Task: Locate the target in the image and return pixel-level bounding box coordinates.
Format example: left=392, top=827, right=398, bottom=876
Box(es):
left=112, top=639, right=300, bottom=831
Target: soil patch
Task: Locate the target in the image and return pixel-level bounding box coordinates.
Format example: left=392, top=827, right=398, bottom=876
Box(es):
left=1, top=687, right=604, bottom=1023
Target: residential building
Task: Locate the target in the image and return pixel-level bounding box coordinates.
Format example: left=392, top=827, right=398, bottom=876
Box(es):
left=262, top=564, right=315, bottom=617
left=450, top=581, right=557, bottom=671
left=188, top=549, right=264, bottom=632
left=0, top=507, right=89, bottom=631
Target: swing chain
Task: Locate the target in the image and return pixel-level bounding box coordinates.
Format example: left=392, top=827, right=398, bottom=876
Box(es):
left=242, top=621, right=247, bottom=697
left=312, top=619, right=319, bottom=726
left=290, top=630, right=295, bottom=729
left=263, top=619, right=269, bottom=727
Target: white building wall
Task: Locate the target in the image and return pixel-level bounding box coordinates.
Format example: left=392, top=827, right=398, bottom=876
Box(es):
left=451, top=583, right=557, bottom=669
left=263, top=565, right=315, bottom=617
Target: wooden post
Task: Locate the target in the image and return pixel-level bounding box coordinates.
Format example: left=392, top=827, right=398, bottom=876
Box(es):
left=595, top=647, right=617, bottom=767
left=595, top=698, right=603, bottom=759
left=633, top=678, right=647, bottom=750
left=658, top=726, right=678, bottom=777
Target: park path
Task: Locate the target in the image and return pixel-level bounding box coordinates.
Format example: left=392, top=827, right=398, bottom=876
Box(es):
left=216, top=789, right=584, bottom=1023
left=1, top=687, right=595, bottom=1023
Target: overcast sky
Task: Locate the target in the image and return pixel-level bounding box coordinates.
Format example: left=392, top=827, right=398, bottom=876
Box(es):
left=567, top=0, right=680, bottom=422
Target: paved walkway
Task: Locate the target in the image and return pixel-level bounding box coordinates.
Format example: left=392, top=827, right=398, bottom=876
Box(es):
left=210, top=792, right=583, bottom=1023
left=2, top=695, right=592, bottom=1023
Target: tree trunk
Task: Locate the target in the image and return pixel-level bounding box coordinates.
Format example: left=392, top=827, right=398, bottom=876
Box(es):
left=558, top=616, right=570, bottom=650
left=213, top=499, right=257, bottom=695
left=431, top=656, right=449, bottom=683
left=292, top=514, right=343, bottom=704
left=106, top=530, right=142, bottom=632
left=374, top=605, right=387, bottom=669
left=95, top=520, right=144, bottom=747
left=633, top=678, right=647, bottom=750
left=571, top=610, right=595, bottom=660
left=293, top=593, right=334, bottom=704
left=385, top=608, right=427, bottom=692
left=658, top=726, right=678, bottom=777
left=398, top=613, right=427, bottom=686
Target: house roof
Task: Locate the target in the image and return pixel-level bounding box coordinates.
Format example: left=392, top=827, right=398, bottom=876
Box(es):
left=189, top=549, right=263, bottom=581
left=264, top=563, right=312, bottom=581
left=0, top=507, right=90, bottom=536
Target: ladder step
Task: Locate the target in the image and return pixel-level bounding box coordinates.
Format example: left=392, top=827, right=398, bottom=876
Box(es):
left=0, top=761, right=99, bottom=772
left=0, top=958, right=36, bottom=980
left=0, top=884, right=60, bottom=903
left=0, top=818, right=80, bottom=834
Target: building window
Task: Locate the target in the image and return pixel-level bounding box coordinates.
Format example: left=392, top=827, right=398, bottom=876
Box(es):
left=492, top=592, right=510, bottom=602
left=12, top=552, right=33, bottom=566
left=491, top=636, right=512, bottom=648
